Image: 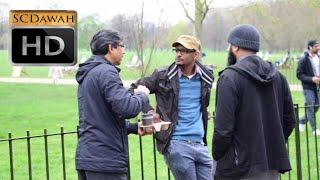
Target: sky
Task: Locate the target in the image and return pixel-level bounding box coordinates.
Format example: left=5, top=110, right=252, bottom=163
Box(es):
left=1, top=0, right=250, bottom=24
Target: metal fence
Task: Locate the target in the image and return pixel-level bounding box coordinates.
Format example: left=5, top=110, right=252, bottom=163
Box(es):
left=276, top=58, right=299, bottom=85
left=0, top=127, right=79, bottom=180
left=1, top=104, right=320, bottom=180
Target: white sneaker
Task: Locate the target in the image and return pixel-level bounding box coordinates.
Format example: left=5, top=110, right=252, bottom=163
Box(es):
left=313, top=129, right=320, bottom=135
left=299, top=124, right=305, bottom=132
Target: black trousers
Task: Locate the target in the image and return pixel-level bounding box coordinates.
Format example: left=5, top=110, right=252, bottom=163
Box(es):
left=77, top=170, right=127, bottom=180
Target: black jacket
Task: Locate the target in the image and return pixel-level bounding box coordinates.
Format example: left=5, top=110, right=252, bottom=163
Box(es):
left=75, top=55, right=149, bottom=173
left=130, top=61, right=214, bottom=153
left=297, top=51, right=320, bottom=91
left=212, top=55, right=296, bottom=178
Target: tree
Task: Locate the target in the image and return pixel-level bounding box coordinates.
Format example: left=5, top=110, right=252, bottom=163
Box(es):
left=179, top=0, right=214, bottom=41
left=0, top=2, right=9, bottom=49
left=117, top=0, right=168, bottom=78
left=110, top=14, right=135, bottom=49
left=167, top=21, right=193, bottom=46
left=78, top=14, right=107, bottom=50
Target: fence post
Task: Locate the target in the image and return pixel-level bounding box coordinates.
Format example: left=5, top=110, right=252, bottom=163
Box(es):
left=8, top=132, right=14, bottom=180
left=27, top=130, right=32, bottom=180
left=313, top=104, right=320, bottom=179
left=306, top=102, right=311, bottom=178
left=60, top=127, right=66, bottom=180
left=44, top=129, right=49, bottom=180
left=139, top=135, right=144, bottom=180
left=152, top=134, right=158, bottom=180
left=76, top=126, right=79, bottom=139
left=294, top=104, right=302, bottom=180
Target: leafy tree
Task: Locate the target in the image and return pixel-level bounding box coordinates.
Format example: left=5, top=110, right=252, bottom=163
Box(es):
left=167, top=21, right=193, bottom=46
left=78, top=14, right=107, bottom=51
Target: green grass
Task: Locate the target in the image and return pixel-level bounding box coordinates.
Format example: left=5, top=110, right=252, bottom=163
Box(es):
left=0, top=48, right=315, bottom=179
left=0, top=49, right=301, bottom=84
left=0, top=82, right=318, bottom=179
left=0, top=83, right=179, bottom=179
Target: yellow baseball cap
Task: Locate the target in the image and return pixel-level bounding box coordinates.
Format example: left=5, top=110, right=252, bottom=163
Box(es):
left=172, top=35, right=201, bottom=53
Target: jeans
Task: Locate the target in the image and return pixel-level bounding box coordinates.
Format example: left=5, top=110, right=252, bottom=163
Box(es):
left=163, top=139, right=213, bottom=180
left=299, top=89, right=320, bottom=131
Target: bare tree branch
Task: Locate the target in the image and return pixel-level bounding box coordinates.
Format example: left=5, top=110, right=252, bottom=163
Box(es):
left=179, top=0, right=195, bottom=23
left=200, top=0, right=214, bottom=23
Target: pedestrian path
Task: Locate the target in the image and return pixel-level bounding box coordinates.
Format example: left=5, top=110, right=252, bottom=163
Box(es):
left=0, top=77, right=302, bottom=90
left=0, top=77, right=136, bottom=88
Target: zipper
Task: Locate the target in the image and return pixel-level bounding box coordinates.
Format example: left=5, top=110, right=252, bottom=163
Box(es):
left=234, top=147, right=239, bottom=166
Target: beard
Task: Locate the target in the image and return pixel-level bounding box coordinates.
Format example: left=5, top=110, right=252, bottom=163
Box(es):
left=227, top=49, right=237, bottom=66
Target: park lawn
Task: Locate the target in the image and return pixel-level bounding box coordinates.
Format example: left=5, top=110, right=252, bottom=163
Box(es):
left=0, top=82, right=186, bottom=179
left=0, top=38, right=309, bottom=179
left=0, top=82, right=317, bottom=179
left=0, top=49, right=300, bottom=84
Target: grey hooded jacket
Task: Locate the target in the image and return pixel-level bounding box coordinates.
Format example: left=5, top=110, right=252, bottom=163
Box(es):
left=75, top=55, right=149, bottom=173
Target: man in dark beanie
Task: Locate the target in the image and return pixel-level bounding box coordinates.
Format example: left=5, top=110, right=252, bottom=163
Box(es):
left=212, top=24, right=296, bottom=179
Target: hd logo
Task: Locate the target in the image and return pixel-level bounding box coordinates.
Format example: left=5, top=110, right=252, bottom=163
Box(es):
left=9, top=10, right=77, bottom=66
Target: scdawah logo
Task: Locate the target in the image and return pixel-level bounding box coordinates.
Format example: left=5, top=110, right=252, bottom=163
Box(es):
left=9, top=10, right=77, bottom=66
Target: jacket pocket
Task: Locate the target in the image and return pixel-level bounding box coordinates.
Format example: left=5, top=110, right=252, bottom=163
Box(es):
left=217, top=145, right=241, bottom=170
left=159, top=79, right=173, bottom=93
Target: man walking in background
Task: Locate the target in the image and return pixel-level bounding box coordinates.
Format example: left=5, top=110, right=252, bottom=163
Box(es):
left=75, top=29, right=151, bottom=180
left=212, top=24, right=296, bottom=179
left=130, top=35, right=214, bottom=180
left=297, top=40, right=320, bottom=135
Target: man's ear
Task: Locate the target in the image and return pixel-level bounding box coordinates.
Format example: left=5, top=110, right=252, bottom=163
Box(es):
left=194, top=51, right=200, bottom=60
left=107, top=44, right=113, bottom=53
left=233, top=46, right=240, bottom=52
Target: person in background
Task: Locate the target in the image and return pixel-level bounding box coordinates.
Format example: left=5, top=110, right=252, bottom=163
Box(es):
left=48, top=66, right=63, bottom=84
left=75, top=29, right=152, bottom=180
left=297, top=39, right=320, bottom=135
left=130, top=35, right=214, bottom=180
left=212, top=24, right=296, bottom=180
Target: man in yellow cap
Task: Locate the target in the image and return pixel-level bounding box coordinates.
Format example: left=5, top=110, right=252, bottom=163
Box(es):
left=130, top=35, right=214, bottom=180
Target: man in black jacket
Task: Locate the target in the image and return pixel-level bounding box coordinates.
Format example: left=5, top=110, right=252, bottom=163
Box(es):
left=75, top=29, right=151, bottom=180
left=296, top=40, right=320, bottom=135
left=130, top=35, right=214, bottom=180
left=212, top=24, right=296, bottom=179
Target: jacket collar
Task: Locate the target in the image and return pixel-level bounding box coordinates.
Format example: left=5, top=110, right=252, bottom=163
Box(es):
left=167, top=60, right=214, bottom=85
left=94, top=55, right=121, bottom=72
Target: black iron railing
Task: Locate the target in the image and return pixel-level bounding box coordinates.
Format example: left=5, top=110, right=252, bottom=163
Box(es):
left=1, top=104, right=320, bottom=179
left=0, top=127, right=78, bottom=180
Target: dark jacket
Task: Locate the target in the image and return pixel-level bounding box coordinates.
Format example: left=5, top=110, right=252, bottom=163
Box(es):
left=297, top=51, right=320, bottom=91
left=75, top=55, right=149, bottom=173
left=129, top=61, right=214, bottom=153
left=212, top=55, right=296, bottom=178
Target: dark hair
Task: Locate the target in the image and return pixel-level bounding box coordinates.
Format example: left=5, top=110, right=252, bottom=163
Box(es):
left=308, top=39, right=319, bottom=50
left=90, top=29, right=123, bottom=55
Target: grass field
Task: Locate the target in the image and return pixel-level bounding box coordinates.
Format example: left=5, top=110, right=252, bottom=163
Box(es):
left=0, top=82, right=319, bottom=179
left=0, top=49, right=300, bottom=84
left=0, top=48, right=315, bottom=179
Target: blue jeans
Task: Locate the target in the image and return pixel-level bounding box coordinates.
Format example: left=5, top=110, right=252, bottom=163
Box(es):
left=299, top=89, right=320, bottom=131
left=163, top=139, right=213, bottom=180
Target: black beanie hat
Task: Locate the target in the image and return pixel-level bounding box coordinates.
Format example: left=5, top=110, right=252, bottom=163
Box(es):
left=227, top=24, right=260, bottom=52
